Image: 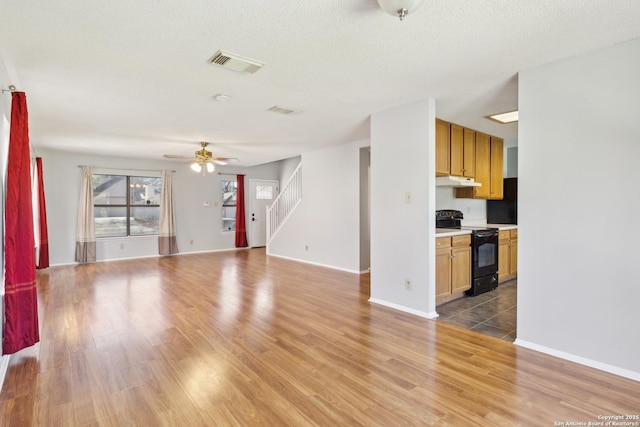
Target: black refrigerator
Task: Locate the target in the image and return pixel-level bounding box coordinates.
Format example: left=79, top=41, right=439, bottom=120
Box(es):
left=486, top=178, right=517, bottom=224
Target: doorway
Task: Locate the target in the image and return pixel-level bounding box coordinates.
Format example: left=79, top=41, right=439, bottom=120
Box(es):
left=249, top=179, right=278, bottom=247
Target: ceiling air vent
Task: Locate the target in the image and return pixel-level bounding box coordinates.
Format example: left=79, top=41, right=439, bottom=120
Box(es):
left=209, top=50, right=264, bottom=74
left=268, top=106, right=301, bottom=115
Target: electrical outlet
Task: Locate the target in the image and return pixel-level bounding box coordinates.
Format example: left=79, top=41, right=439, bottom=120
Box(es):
left=120, top=243, right=125, bottom=250
left=405, top=192, right=412, bottom=204
left=190, top=240, right=194, bottom=245
left=405, top=279, right=412, bottom=290
left=305, top=245, right=309, bottom=251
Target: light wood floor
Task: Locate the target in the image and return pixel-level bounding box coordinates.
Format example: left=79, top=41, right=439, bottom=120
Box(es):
left=1, top=249, right=638, bottom=426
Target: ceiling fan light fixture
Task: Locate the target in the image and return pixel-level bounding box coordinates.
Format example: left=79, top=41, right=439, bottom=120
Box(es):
left=377, top=0, right=425, bottom=20
left=165, top=142, right=237, bottom=175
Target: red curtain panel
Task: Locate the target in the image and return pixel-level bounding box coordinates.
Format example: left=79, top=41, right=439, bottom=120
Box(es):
left=235, top=174, right=248, bottom=248
left=36, top=157, right=50, bottom=269
left=3, top=92, right=40, bottom=355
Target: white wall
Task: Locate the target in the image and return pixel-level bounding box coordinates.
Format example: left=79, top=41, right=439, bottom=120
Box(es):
left=517, top=37, right=640, bottom=380
left=369, top=99, right=437, bottom=318
left=505, top=146, right=518, bottom=178
left=435, top=187, right=487, bottom=225
left=0, top=51, right=18, bottom=385
left=268, top=139, right=368, bottom=273
left=40, top=148, right=282, bottom=265
left=359, top=147, right=370, bottom=271
left=277, top=155, right=301, bottom=185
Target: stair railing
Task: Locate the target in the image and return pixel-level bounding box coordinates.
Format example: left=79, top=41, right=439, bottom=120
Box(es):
left=266, top=162, right=302, bottom=243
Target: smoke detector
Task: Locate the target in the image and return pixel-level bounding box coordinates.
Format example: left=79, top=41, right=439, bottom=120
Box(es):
left=210, top=50, right=264, bottom=75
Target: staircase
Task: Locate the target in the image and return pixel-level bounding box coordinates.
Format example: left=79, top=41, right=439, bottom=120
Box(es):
left=266, top=162, right=302, bottom=244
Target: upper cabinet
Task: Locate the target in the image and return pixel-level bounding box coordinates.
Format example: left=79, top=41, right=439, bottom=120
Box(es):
left=436, top=119, right=475, bottom=178
left=462, top=128, right=476, bottom=178
left=435, top=119, right=451, bottom=176
left=464, top=132, right=491, bottom=199
left=448, top=129, right=504, bottom=200
left=489, top=136, right=504, bottom=199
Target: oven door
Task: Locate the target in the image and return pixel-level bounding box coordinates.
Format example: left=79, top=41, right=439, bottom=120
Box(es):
left=472, top=229, right=499, bottom=278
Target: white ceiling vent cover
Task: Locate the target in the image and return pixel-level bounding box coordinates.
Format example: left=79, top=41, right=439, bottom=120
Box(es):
left=210, top=50, right=264, bottom=74
left=268, top=106, right=301, bottom=115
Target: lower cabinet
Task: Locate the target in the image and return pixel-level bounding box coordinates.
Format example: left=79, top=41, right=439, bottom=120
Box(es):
left=436, top=234, right=471, bottom=305
left=498, top=228, right=518, bottom=283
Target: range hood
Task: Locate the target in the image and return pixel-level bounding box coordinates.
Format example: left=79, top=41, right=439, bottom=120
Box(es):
left=435, top=176, right=482, bottom=187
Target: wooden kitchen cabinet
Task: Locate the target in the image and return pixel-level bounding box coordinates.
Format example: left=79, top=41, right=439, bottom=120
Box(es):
left=456, top=132, right=490, bottom=199
left=436, top=244, right=452, bottom=301
left=455, top=133, right=503, bottom=200
left=436, top=234, right=472, bottom=305
left=462, top=127, right=476, bottom=178
left=489, top=136, right=504, bottom=199
left=451, top=243, right=472, bottom=294
left=450, top=125, right=477, bottom=179
left=498, top=231, right=510, bottom=280
left=436, top=119, right=476, bottom=178
left=435, top=119, right=451, bottom=176
left=509, top=228, right=518, bottom=277
left=498, top=228, right=518, bottom=283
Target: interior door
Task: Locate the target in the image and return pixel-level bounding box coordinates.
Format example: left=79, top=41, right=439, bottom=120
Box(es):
left=249, top=179, right=278, bottom=247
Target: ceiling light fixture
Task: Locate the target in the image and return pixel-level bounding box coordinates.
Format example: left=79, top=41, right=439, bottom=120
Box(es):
left=214, top=93, right=231, bottom=102
left=488, top=110, right=519, bottom=124
left=377, top=0, right=425, bottom=20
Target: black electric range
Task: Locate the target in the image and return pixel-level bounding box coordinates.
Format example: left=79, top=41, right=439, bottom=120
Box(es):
left=436, top=210, right=499, bottom=296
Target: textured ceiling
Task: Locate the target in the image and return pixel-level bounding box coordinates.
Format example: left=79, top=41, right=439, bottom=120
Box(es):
left=1, top=0, right=639, bottom=166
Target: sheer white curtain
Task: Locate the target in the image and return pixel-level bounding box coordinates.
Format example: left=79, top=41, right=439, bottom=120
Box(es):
left=159, top=170, right=178, bottom=255
left=75, top=166, right=96, bottom=263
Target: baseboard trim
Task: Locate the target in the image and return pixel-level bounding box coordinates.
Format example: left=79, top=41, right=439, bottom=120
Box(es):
left=48, top=247, right=248, bottom=267
left=0, top=354, right=10, bottom=393
left=266, top=253, right=361, bottom=274
left=514, top=339, right=640, bottom=382
left=368, top=298, right=438, bottom=319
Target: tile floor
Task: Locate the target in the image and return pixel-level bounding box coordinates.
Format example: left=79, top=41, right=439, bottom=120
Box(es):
left=435, top=279, right=517, bottom=341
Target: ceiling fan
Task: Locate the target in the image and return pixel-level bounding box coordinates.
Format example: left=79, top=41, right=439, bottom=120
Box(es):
left=163, top=142, right=238, bottom=174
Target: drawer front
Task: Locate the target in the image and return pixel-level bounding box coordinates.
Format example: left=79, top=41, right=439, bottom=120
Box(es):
left=436, top=237, right=452, bottom=248
left=510, top=228, right=518, bottom=239
left=451, top=234, right=471, bottom=247
left=498, top=230, right=510, bottom=242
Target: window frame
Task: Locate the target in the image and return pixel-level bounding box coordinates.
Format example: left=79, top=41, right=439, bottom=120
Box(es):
left=221, top=179, right=237, bottom=233
left=93, top=174, right=161, bottom=238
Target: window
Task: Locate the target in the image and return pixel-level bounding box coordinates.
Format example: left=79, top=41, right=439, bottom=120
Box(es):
left=221, top=179, right=237, bottom=232
left=255, top=185, right=273, bottom=200
left=93, top=174, right=161, bottom=237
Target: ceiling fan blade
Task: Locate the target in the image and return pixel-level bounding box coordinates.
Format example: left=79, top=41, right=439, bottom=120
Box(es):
left=164, top=154, right=196, bottom=160
left=212, top=157, right=239, bottom=165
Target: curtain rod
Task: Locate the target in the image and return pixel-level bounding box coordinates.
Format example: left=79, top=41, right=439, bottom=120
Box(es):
left=2, top=85, right=17, bottom=94
left=78, top=165, right=175, bottom=173
left=218, top=172, right=243, bottom=176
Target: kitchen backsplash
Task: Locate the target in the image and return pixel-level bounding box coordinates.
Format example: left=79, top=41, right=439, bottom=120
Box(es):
left=436, top=187, right=487, bottom=224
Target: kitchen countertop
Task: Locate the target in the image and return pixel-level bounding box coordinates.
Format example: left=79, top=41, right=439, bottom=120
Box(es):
left=435, top=228, right=471, bottom=237
left=487, top=224, right=518, bottom=230
left=435, top=224, right=517, bottom=237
